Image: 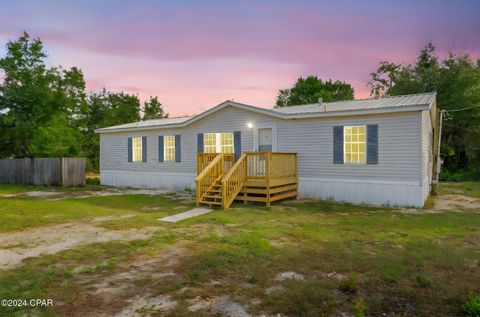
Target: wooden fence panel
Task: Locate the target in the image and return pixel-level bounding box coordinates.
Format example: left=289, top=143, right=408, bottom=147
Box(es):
left=23, top=158, right=34, bottom=184
left=5, top=159, right=16, bottom=184
left=0, top=157, right=84, bottom=187
left=34, top=158, right=62, bottom=186
left=62, top=158, right=86, bottom=187
left=0, top=160, right=4, bottom=183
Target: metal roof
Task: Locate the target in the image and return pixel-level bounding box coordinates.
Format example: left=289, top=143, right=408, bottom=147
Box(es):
left=96, top=92, right=435, bottom=133
left=97, top=116, right=194, bottom=131
left=273, top=92, right=436, bottom=114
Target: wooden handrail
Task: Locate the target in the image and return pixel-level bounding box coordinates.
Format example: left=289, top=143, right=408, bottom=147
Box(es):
left=196, top=154, right=224, bottom=205
left=196, top=152, right=297, bottom=208
left=221, top=153, right=244, bottom=181
left=197, top=153, right=235, bottom=175
left=243, top=151, right=297, bottom=155
left=221, top=153, right=247, bottom=209
left=196, top=154, right=222, bottom=181
left=197, top=153, right=219, bottom=175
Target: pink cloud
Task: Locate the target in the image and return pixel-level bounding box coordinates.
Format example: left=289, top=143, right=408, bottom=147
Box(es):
left=0, top=0, right=479, bottom=117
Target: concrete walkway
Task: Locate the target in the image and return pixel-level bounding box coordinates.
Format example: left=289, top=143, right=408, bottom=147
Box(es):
left=158, top=208, right=213, bottom=223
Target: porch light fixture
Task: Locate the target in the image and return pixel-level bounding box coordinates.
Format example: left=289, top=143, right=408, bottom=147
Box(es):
left=247, top=122, right=253, bottom=128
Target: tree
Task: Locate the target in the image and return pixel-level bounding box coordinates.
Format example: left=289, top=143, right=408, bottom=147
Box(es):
left=82, top=89, right=141, bottom=170
left=368, top=43, right=480, bottom=177
left=0, top=32, right=86, bottom=157
left=275, top=76, right=355, bottom=107
left=0, top=32, right=164, bottom=171
left=142, top=96, right=168, bottom=120
left=29, top=114, right=84, bottom=157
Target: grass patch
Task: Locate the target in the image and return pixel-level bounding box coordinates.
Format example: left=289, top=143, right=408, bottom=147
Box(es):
left=439, top=182, right=480, bottom=199
left=0, top=182, right=478, bottom=316
left=463, top=293, right=480, bottom=317
left=78, top=260, right=117, bottom=275
left=0, top=192, right=189, bottom=232
left=0, top=184, right=40, bottom=194
left=339, top=275, right=358, bottom=294
left=0, top=232, right=176, bottom=316
left=260, top=278, right=346, bottom=316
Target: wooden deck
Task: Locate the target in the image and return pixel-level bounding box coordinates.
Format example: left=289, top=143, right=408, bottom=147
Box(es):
left=195, top=152, right=297, bottom=209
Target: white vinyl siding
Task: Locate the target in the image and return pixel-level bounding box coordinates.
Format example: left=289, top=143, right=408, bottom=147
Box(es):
left=420, top=110, right=434, bottom=203
left=164, top=135, right=175, bottom=162
left=132, top=137, right=142, bottom=162
left=276, top=112, right=421, bottom=182
left=344, top=126, right=366, bottom=164
left=100, top=107, right=422, bottom=183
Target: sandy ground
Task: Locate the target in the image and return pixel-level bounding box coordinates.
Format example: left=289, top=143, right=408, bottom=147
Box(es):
left=0, top=222, right=160, bottom=269
left=433, top=194, right=480, bottom=211
left=57, top=247, right=185, bottom=317
left=0, top=187, right=195, bottom=201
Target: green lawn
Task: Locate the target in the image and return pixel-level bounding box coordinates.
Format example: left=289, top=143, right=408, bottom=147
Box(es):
left=439, top=181, right=480, bottom=199
left=0, top=184, right=479, bottom=316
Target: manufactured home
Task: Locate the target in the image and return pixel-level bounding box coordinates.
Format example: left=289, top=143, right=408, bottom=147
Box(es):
left=96, top=92, right=439, bottom=208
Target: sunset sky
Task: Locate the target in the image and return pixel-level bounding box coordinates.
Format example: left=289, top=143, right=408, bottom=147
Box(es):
left=1, top=0, right=479, bottom=116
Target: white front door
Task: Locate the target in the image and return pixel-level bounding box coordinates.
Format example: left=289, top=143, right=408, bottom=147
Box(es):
left=258, top=128, right=273, bottom=152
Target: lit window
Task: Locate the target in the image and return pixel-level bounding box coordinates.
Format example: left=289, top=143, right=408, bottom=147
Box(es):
left=164, top=135, right=175, bottom=161
left=204, top=133, right=217, bottom=153
left=204, top=133, right=234, bottom=153
left=132, top=137, right=142, bottom=162
left=220, top=133, right=234, bottom=153
left=344, top=126, right=366, bottom=164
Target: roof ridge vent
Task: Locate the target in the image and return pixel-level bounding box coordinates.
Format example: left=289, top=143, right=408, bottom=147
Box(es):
left=318, top=98, right=327, bottom=112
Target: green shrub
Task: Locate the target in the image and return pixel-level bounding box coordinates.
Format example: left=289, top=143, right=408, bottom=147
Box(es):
left=463, top=294, right=480, bottom=317
left=352, top=298, right=366, bottom=317
left=440, top=168, right=480, bottom=182
left=339, top=276, right=358, bottom=294
left=86, top=177, right=100, bottom=185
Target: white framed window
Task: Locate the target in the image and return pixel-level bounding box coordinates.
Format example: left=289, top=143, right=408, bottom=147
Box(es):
left=344, top=126, right=366, bottom=164
left=220, top=133, right=234, bottom=153
left=204, top=132, right=234, bottom=153
left=204, top=133, right=217, bottom=153
left=164, top=135, right=175, bottom=162
left=132, top=137, right=143, bottom=162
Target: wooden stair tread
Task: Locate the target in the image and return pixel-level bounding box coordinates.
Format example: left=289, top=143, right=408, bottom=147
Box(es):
left=200, top=200, right=223, bottom=205
left=196, top=152, right=298, bottom=208
left=203, top=195, right=222, bottom=199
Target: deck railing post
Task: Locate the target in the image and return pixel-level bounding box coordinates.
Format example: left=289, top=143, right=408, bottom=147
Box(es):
left=195, top=180, right=200, bottom=206
left=294, top=153, right=298, bottom=178
left=266, top=152, right=271, bottom=206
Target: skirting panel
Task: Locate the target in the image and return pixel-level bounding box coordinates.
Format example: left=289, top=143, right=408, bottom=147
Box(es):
left=100, top=170, right=195, bottom=190
left=298, top=177, right=425, bottom=207
left=420, top=177, right=431, bottom=205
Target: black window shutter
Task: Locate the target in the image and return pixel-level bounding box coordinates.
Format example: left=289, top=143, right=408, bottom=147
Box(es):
left=367, top=124, right=378, bottom=164
left=142, top=136, right=147, bottom=162
left=197, top=133, right=204, bottom=153
left=127, top=137, right=133, bottom=162
left=175, top=135, right=181, bottom=162
left=333, top=126, right=344, bottom=164
left=234, top=131, right=241, bottom=160
left=158, top=136, right=164, bottom=162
